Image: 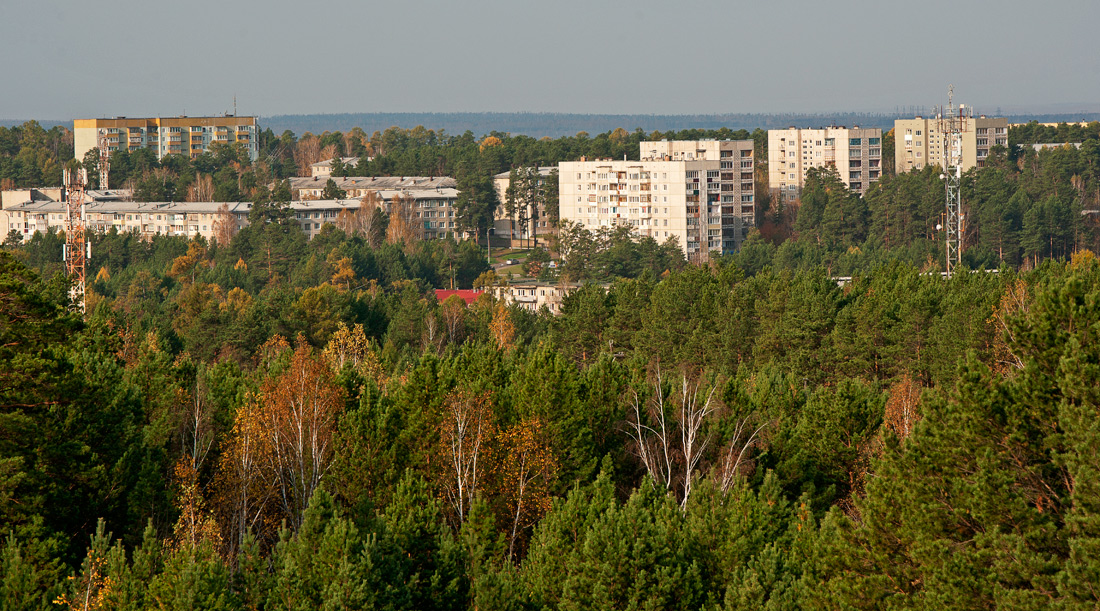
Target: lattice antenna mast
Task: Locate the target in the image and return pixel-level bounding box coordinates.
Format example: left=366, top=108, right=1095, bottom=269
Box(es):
left=97, top=129, right=111, bottom=190
left=938, top=85, right=970, bottom=278
left=62, top=166, right=89, bottom=314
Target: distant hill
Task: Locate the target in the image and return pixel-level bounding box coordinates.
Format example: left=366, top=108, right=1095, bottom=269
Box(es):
left=0, top=119, right=70, bottom=130
left=3, top=113, right=1098, bottom=138
left=259, top=112, right=899, bottom=138
left=259, top=112, right=1100, bottom=139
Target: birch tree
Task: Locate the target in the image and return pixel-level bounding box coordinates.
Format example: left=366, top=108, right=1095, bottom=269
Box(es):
left=439, top=388, right=494, bottom=525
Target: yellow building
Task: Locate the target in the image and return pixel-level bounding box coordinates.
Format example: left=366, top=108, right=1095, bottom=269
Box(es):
left=894, top=115, right=1007, bottom=174
left=767, top=127, right=882, bottom=203
left=73, top=116, right=259, bottom=163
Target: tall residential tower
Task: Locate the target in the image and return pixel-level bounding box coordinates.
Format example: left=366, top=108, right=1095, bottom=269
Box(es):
left=767, top=127, right=882, bottom=202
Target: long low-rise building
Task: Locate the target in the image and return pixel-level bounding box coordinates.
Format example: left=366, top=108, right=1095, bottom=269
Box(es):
left=289, top=176, right=456, bottom=200
left=490, top=281, right=598, bottom=315
left=1, top=188, right=464, bottom=243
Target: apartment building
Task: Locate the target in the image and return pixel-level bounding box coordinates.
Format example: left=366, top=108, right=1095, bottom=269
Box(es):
left=2, top=200, right=252, bottom=242
left=309, top=157, right=364, bottom=178
left=492, top=167, right=556, bottom=243
left=558, top=140, right=755, bottom=257
left=490, top=281, right=591, bottom=315
left=894, top=115, right=1008, bottom=174
left=1, top=191, right=463, bottom=243
left=74, top=116, right=259, bottom=162
left=289, top=176, right=455, bottom=200
left=767, top=127, right=882, bottom=202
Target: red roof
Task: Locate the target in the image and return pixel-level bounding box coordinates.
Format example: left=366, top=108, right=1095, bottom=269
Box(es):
left=435, top=289, right=483, bottom=306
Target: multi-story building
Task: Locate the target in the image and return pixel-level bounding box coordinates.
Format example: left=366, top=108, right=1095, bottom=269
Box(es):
left=894, top=115, right=1008, bottom=174
left=558, top=140, right=755, bottom=258
left=73, top=116, right=259, bottom=163
left=289, top=176, right=455, bottom=200
left=492, top=166, right=557, bottom=243
left=490, top=281, right=592, bottom=315
left=1, top=190, right=463, bottom=243
left=767, top=127, right=882, bottom=202
left=309, top=157, right=365, bottom=178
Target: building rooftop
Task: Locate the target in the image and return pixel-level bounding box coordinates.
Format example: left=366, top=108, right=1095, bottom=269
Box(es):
left=493, top=167, right=557, bottom=179
left=435, top=289, right=483, bottom=305
left=310, top=157, right=363, bottom=169
left=289, top=176, right=456, bottom=190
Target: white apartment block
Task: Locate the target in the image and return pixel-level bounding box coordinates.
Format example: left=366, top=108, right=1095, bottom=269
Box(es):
left=74, top=116, right=259, bottom=163
left=289, top=176, right=455, bottom=200
left=894, top=115, right=1008, bottom=174
left=558, top=140, right=755, bottom=257
left=490, top=282, right=587, bottom=315
left=767, top=127, right=882, bottom=202
left=1, top=191, right=463, bottom=243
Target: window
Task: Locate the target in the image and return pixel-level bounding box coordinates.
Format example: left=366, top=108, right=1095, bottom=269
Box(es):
left=849, top=138, right=862, bottom=145
left=868, top=137, right=880, bottom=145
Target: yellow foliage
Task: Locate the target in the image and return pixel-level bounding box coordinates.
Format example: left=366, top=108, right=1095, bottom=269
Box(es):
left=1070, top=248, right=1097, bottom=270
left=95, top=266, right=111, bottom=283
left=221, top=287, right=253, bottom=313
left=490, top=301, right=516, bottom=351
left=234, top=257, right=248, bottom=271
left=479, top=136, right=503, bottom=152
left=169, top=240, right=208, bottom=283
left=331, top=256, right=356, bottom=290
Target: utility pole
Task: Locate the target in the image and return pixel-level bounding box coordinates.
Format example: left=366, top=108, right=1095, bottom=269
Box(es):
left=62, top=166, right=89, bottom=315
left=938, top=85, right=969, bottom=278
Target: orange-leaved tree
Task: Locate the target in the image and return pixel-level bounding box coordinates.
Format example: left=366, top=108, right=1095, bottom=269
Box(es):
left=498, top=417, right=557, bottom=560
left=260, top=337, right=345, bottom=529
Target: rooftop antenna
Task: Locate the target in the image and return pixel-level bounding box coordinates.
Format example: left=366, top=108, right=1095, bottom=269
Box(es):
left=234, top=95, right=237, bottom=117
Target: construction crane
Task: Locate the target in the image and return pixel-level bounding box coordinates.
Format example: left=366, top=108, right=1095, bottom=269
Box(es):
left=938, top=85, right=970, bottom=278
left=62, top=165, right=89, bottom=314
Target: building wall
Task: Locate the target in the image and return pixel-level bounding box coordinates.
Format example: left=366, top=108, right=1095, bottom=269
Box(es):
left=74, top=117, right=258, bottom=163
left=559, top=157, right=747, bottom=258
left=491, top=167, right=557, bottom=241
left=768, top=127, right=882, bottom=202
left=894, top=116, right=1008, bottom=174
left=0, top=195, right=467, bottom=244
left=491, top=282, right=584, bottom=315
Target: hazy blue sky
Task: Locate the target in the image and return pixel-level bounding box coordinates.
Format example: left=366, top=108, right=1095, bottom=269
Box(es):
left=4, top=0, right=1098, bottom=119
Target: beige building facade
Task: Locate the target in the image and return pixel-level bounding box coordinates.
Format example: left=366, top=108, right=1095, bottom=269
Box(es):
left=74, top=116, right=259, bottom=163
left=559, top=139, right=755, bottom=257
left=491, top=281, right=591, bottom=315
left=1, top=191, right=464, bottom=244
left=492, top=167, right=557, bottom=243
left=289, top=176, right=455, bottom=200
left=894, top=115, right=1008, bottom=174
left=767, top=127, right=882, bottom=202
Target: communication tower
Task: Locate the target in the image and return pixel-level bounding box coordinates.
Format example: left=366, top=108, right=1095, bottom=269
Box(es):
left=97, top=128, right=111, bottom=190
left=937, top=85, right=971, bottom=278
left=62, top=166, right=89, bottom=314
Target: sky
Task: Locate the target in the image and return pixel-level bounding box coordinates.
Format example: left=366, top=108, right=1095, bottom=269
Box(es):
left=3, top=0, right=1099, bottom=120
